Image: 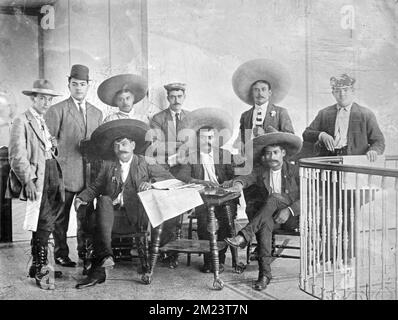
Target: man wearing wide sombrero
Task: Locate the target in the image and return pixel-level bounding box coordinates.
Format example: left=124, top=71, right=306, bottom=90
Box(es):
left=73, top=119, right=174, bottom=288
left=8, top=79, right=64, bottom=289
left=99, top=73, right=149, bottom=123
left=175, top=108, right=239, bottom=273
left=224, top=127, right=302, bottom=291
left=232, top=59, right=296, bottom=254
left=45, top=64, right=103, bottom=267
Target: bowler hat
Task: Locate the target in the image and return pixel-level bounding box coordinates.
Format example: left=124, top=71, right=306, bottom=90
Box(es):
left=90, top=119, right=152, bottom=160
left=97, top=74, right=148, bottom=107
left=232, top=59, right=291, bottom=105
left=249, top=126, right=302, bottom=163
left=68, top=64, right=90, bottom=81
left=22, top=79, right=61, bottom=97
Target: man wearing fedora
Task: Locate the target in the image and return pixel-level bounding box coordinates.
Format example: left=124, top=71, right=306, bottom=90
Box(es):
left=99, top=74, right=149, bottom=123
left=225, top=127, right=302, bottom=291
left=45, top=64, right=103, bottom=267
left=303, top=74, right=385, bottom=160
left=175, top=108, right=238, bottom=273
left=8, top=79, right=64, bottom=289
left=73, top=119, right=174, bottom=288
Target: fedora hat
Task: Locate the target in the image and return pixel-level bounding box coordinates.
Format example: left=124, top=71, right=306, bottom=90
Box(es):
left=97, top=74, right=148, bottom=107
left=180, top=107, right=234, bottom=147
left=232, top=59, right=291, bottom=105
left=90, top=119, right=152, bottom=160
left=249, top=126, right=302, bottom=163
left=68, top=64, right=90, bottom=81
left=22, top=79, right=61, bottom=97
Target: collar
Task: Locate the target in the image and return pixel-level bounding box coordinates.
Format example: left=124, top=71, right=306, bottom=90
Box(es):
left=200, top=150, right=214, bottom=158
left=336, top=103, right=353, bottom=112
left=71, top=96, right=86, bottom=109
left=119, top=154, right=134, bottom=168
left=270, top=168, right=282, bottom=174
left=254, top=101, right=269, bottom=112
left=169, top=108, right=182, bottom=117
left=118, top=109, right=135, bottom=116
left=29, top=107, right=45, bottom=122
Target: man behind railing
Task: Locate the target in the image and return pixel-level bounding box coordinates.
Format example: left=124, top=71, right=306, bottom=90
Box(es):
left=302, top=73, right=385, bottom=161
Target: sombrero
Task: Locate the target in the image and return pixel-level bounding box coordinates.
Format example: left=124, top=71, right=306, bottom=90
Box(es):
left=248, top=126, right=302, bottom=163
left=179, top=107, right=234, bottom=147
left=97, top=74, right=148, bottom=107
left=90, top=119, right=152, bottom=160
left=22, top=79, right=61, bottom=97
left=232, top=59, right=291, bottom=105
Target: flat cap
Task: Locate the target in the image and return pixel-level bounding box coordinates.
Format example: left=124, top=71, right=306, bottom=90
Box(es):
left=164, top=83, right=186, bottom=92
left=330, top=74, right=355, bottom=88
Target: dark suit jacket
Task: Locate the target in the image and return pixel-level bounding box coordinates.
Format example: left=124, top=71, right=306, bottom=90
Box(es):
left=239, top=104, right=294, bottom=148
left=302, top=102, right=385, bottom=156
left=233, top=160, right=300, bottom=215
left=45, top=97, right=103, bottom=192
left=77, top=154, right=174, bottom=227
left=150, top=108, right=190, bottom=157
left=175, top=148, right=235, bottom=184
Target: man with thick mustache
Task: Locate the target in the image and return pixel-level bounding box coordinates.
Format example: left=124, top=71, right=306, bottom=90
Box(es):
left=225, top=127, right=302, bottom=291
left=149, top=83, right=191, bottom=267
left=45, top=65, right=103, bottom=267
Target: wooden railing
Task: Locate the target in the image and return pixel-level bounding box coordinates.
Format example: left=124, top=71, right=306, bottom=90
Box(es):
left=299, top=155, right=398, bottom=300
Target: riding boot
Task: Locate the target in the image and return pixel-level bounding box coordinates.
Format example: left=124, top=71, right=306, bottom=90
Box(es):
left=35, top=240, right=55, bottom=290
left=28, top=238, right=38, bottom=278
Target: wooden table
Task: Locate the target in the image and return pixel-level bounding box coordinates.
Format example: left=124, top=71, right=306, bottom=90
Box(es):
left=141, top=189, right=241, bottom=290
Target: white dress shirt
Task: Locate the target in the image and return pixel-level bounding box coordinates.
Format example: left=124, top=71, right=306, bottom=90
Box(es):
left=269, top=168, right=282, bottom=194
left=334, top=103, right=352, bottom=149
left=113, top=156, right=134, bottom=207
left=200, top=151, right=219, bottom=185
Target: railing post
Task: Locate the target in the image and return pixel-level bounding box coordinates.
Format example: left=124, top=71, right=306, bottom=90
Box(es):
left=0, top=146, right=12, bottom=243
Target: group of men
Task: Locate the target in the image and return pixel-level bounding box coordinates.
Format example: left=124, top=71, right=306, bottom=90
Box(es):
left=7, top=59, right=385, bottom=292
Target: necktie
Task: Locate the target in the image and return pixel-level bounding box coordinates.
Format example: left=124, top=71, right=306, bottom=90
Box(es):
left=175, top=113, right=181, bottom=139
left=255, top=109, right=263, bottom=127
left=78, top=102, right=86, bottom=124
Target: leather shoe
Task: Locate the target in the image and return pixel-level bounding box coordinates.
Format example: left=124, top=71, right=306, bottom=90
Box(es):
left=28, top=266, right=62, bottom=279
left=225, top=235, right=247, bottom=249
left=75, top=268, right=106, bottom=289
left=55, top=256, right=76, bottom=267
left=254, top=275, right=271, bottom=291
left=200, top=263, right=224, bottom=274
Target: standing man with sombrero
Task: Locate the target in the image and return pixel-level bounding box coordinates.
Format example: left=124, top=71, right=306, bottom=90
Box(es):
left=45, top=64, right=103, bottom=267
left=225, top=127, right=302, bottom=291
left=175, top=108, right=239, bottom=273
left=8, top=79, right=64, bottom=289
left=232, top=59, right=296, bottom=252
left=98, top=73, right=149, bottom=123
left=73, top=119, right=174, bottom=288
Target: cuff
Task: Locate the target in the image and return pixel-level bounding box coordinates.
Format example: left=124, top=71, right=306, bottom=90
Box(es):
left=287, top=206, right=294, bottom=216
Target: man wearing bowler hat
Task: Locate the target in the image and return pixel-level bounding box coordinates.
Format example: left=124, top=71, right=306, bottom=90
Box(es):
left=99, top=74, right=149, bottom=123
left=303, top=73, right=385, bottom=160
left=225, top=127, right=302, bottom=291
left=45, top=64, right=103, bottom=267
left=8, top=79, right=64, bottom=289
left=73, top=119, right=174, bottom=288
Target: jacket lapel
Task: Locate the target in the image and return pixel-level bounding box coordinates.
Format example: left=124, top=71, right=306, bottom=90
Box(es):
left=347, top=103, right=361, bottom=139
left=245, top=107, right=255, bottom=129
left=262, top=103, right=275, bottom=129
left=25, top=110, right=46, bottom=147
left=261, top=167, right=272, bottom=194
left=67, top=97, right=86, bottom=135
left=326, top=104, right=339, bottom=136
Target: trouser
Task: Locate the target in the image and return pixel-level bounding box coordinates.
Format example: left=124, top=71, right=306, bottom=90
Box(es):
left=53, top=189, right=87, bottom=258
left=196, top=203, right=237, bottom=265
left=239, top=194, right=299, bottom=277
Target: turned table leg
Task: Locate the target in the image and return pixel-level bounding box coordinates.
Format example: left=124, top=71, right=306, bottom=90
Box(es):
left=141, top=223, right=163, bottom=285
left=208, top=205, right=223, bottom=290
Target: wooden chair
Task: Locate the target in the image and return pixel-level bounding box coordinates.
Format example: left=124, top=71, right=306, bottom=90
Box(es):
left=246, top=228, right=300, bottom=264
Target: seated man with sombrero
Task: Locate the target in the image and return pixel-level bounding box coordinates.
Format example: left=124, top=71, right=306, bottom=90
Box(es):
left=225, top=127, right=302, bottom=291
left=73, top=119, right=174, bottom=289
left=175, top=108, right=237, bottom=273
left=99, top=74, right=149, bottom=123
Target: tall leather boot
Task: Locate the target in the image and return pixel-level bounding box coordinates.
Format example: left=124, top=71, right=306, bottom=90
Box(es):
left=28, top=238, right=38, bottom=278
left=35, top=241, right=55, bottom=290
left=254, top=257, right=272, bottom=291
